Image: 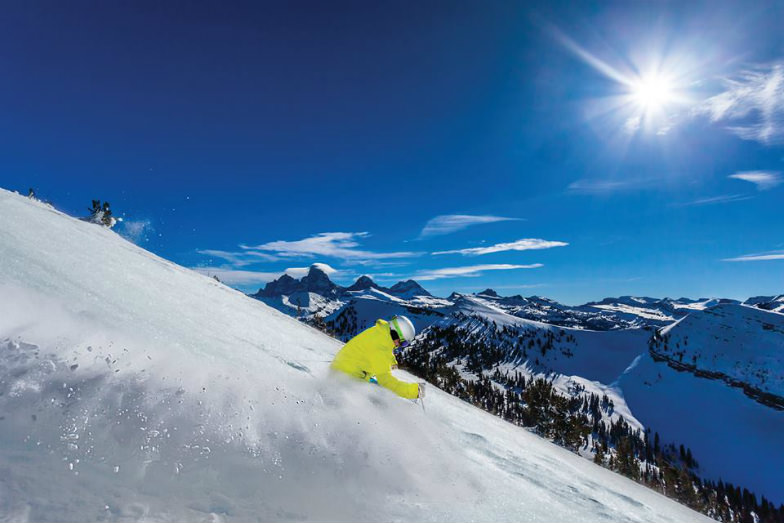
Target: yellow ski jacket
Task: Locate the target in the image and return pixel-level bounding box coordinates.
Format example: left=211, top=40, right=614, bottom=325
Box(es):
left=331, top=319, right=420, bottom=399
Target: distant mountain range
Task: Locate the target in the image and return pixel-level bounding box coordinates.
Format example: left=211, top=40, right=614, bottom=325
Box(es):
left=250, top=265, right=443, bottom=319
left=251, top=264, right=778, bottom=331
left=249, top=264, right=784, bottom=505
left=255, top=266, right=431, bottom=300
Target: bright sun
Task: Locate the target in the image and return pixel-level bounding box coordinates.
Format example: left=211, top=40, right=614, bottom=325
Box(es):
left=630, top=74, right=675, bottom=113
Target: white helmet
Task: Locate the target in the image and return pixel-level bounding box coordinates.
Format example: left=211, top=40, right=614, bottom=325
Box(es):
left=390, top=315, right=416, bottom=345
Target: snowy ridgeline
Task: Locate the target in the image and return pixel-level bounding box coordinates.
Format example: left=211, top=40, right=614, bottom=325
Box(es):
left=0, top=187, right=714, bottom=522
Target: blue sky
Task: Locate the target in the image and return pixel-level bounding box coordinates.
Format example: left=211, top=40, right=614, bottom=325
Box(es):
left=1, top=1, right=782, bottom=304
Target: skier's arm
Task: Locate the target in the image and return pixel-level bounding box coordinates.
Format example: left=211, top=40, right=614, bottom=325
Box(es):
left=375, top=372, right=419, bottom=400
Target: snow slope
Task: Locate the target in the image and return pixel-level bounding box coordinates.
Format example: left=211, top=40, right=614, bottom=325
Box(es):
left=656, top=303, right=784, bottom=397
left=625, top=303, right=784, bottom=502
left=0, top=189, right=712, bottom=522
left=618, top=352, right=784, bottom=505
left=413, top=295, right=784, bottom=504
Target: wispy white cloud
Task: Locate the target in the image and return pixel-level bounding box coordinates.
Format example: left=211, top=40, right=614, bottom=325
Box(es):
left=284, top=263, right=338, bottom=278
left=624, top=116, right=641, bottom=134
left=196, top=249, right=279, bottom=267
left=728, top=171, right=782, bottom=191
left=419, top=215, right=521, bottom=238
left=674, top=194, right=753, bottom=207
left=369, top=272, right=404, bottom=278
left=697, top=62, right=784, bottom=145
left=413, top=263, right=543, bottom=281
left=200, top=232, right=418, bottom=269
left=722, top=251, right=784, bottom=262
left=433, top=238, right=568, bottom=256
left=567, top=178, right=653, bottom=193
left=245, top=232, right=419, bottom=262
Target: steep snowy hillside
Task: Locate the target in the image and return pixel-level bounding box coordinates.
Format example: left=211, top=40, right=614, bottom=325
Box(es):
left=618, top=350, right=784, bottom=506
left=624, top=302, right=784, bottom=503
left=407, top=294, right=784, bottom=506
left=0, top=188, right=713, bottom=521
left=653, top=304, right=784, bottom=402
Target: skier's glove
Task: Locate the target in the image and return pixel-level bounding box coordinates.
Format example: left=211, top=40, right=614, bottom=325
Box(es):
left=418, top=382, right=426, bottom=399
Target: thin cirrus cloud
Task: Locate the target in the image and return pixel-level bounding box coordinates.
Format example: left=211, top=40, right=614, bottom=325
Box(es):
left=673, top=194, right=754, bottom=207
left=413, top=263, right=543, bottom=281
left=722, top=251, right=784, bottom=262
left=196, top=249, right=279, bottom=267
left=244, top=232, right=420, bottom=262
left=198, top=232, right=420, bottom=268
left=697, top=62, right=784, bottom=145
left=433, top=238, right=568, bottom=256
left=284, top=263, right=338, bottom=278
left=728, top=171, right=782, bottom=191
left=419, top=214, right=521, bottom=238
left=567, top=178, right=654, bottom=193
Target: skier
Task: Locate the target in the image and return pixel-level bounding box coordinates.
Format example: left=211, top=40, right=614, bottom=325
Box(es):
left=331, top=315, right=425, bottom=400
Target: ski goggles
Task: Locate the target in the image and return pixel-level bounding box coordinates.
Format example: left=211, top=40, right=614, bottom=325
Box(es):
left=390, top=328, right=410, bottom=349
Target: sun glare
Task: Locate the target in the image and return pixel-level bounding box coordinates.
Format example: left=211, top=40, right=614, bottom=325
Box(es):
left=631, top=74, right=675, bottom=113
left=552, top=28, right=697, bottom=135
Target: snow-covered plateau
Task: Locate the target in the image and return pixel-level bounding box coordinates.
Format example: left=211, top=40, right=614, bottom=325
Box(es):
left=0, top=188, right=717, bottom=521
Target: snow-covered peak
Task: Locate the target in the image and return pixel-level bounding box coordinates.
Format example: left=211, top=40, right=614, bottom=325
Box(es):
left=345, top=274, right=380, bottom=292
left=256, top=272, right=299, bottom=296
left=299, top=263, right=341, bottom=297
left=476, top=288, right=499, bottom=298
left=387, top=279, right=432, bottom=298
left=255, top=263, right=341, bottom=300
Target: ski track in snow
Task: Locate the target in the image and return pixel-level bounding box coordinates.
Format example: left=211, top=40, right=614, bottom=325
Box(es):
left=0, top=189, right=715, bottom=522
